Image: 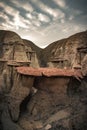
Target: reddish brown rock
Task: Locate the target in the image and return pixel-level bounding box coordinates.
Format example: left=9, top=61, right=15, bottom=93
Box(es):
left=16, top=67, right=42, bottom=76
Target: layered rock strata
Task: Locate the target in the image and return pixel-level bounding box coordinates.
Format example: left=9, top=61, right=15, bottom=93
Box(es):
left=15, top=67, right=83, bottom=130
left=0, top=30, right=87, bottom=130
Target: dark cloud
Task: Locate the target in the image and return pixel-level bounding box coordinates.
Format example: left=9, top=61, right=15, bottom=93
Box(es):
left=0, top=17, right=5, bottom=23
left=0, top=6, right=4, bottom=11
left=66, top=0, right=87, bottom=12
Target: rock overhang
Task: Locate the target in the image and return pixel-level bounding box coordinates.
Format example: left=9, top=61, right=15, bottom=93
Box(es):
left=16, top=67, right=83, bottom=80
left=16, top=67, right=42, bottom=76
left=0, top=60, right=31, bottom=67
left=0, top=59, right=8, bottom=62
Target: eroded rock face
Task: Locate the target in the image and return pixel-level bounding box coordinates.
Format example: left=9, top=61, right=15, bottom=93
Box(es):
left=16, top=67, right=81, bottom=130
left=0, top=30, right=40, bottom=91
left=23, top=40, right=40, bottom=68
left=67, top=77, right=87, bottom=130
left=34, top=77, right=70, bottom=106
left=8, top=74, right=34, bottom=121
left=19, top=76, right=87, bottom=130
left=0, top=30, right=39, bottom=129
left=82, top=54, right=87, bottom=76
left=30, top=77, right=69, bottom=114
left=0, top=30, right=87, bottom=130
left=18, top=76, right=71, bottom=130
left=43, top=31, right=87, bottom=68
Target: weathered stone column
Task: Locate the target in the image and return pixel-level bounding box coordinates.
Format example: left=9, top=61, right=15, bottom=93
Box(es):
left=8, top=67, right=41, bottom=121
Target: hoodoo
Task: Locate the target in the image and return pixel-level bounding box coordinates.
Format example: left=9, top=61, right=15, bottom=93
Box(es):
left=0, top=30, right=87, bottom=130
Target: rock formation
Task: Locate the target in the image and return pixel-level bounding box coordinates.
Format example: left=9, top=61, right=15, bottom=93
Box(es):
left=0, top=30, right=40, bottom=90
left=23, top=39, right=42, bottom=66
left=0, top=30, right=87, bottom=130
left=43, top=31, right=87, bottom=69
left=15, top=67, right=83, bottom=130
left=0, top=30, right=39, bottom=130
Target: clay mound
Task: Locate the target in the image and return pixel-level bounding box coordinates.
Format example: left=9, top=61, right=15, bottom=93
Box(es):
left=42, top=31, right=87, bottom=67
left=0, top=30, right=23, bottom=44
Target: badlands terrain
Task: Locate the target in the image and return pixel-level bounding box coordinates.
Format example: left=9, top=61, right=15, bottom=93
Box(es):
left=0, top=30, right=87, bottom=130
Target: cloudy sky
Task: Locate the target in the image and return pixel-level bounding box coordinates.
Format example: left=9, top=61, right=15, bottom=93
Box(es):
left=0, top=0, right=87, bottom=48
